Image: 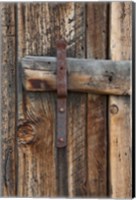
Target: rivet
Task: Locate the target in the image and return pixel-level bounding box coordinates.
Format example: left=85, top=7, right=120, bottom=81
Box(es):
left=58, top=137, right=64, bottom=142
left=59, top=107, right=64, bottom=112
left=110, top=104, right=119, bottom=114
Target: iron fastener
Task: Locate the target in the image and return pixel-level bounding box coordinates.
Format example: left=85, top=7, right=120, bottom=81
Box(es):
left=110, top=104, right=119, bottom=114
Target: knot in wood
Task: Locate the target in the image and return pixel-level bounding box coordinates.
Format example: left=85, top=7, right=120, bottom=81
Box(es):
left=110, top=104, right=119, bottom=114
left=17, top=120, right=36, bottom=145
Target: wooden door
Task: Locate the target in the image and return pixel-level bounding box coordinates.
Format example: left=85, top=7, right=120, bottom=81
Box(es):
left=0, top=2, right=132, bottom=198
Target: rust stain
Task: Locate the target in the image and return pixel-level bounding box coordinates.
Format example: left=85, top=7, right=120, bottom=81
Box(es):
left=28, top=79, right=52, bottom=90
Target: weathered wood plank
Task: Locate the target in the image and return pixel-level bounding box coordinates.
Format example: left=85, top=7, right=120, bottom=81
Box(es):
left=0, top=4, right=17, bottom=196
left=17, top=93, right=57, bottom=197
left=109, top=96, right=131, bottom=197
left=17, top=3, right=57, bottom=197
left=17, top=3, right=87, bottom=197
left=86, top=3, right=108, bottom=197
left=21, top=57, right=131, bottom=95
left=46, top=3, right=87, bottom=197
left=66, top=3, right=87, bottom=197
left=109, top=2, right=132, bottom=198
left=68, top=93, right=87, bottom=197
left=87, top=95, right=107, bottom=196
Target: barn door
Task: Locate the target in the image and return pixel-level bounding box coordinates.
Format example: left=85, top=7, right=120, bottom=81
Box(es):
left=0, top=2, right=132, bottom=198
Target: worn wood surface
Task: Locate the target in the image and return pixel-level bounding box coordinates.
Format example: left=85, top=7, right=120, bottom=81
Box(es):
left=17, top=2, right=87, bottom=197
left=17, top=3, right=57, bottom=197
left=64, top=3, right=87, bottom=197
left=0, top=4, right=17, bottom=196
left=21, top=57, right=131, bottom=95
left=17, top=93, right=56, bottom=197
left=68, top=94, right=87, bottom=197
left=86, top=3, right=108, bottom=197
left=0, top=2, right=132, bottom=198
left=109, top=2, right=132, bottom=198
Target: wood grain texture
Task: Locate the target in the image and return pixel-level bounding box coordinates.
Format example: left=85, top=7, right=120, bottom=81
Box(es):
left=21, top=57, right=131, bottom=95
left=17, top=93, right=57, bottom=197
left=87, top=95, right=107, bottom=196
left=17, top=3, right=57, bottom=197
left=109, top=2, right=132, bottom=198
left=86, top=3, right=108, bottom=59
left=0, top=4, right=17, bottom=196
left=64, top=3, right=87, bottom=197
left=86, top=3, right=108, bottom=197
left=17, top=2, right=87, bottom=197
left=109, top=96, right=131, bottom=197
left=67, top=94, right=87, bottom=197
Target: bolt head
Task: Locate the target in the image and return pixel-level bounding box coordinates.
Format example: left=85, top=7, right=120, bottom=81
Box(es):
left=58, top=137, right=64, bottom=142
left=59, top=107, right=64, bottom=112
left=110, top=104, right=119, bottom=114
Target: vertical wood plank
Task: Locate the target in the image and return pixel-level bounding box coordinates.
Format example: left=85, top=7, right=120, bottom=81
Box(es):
left=17, top=93, right=57, bottom=197
left=17, top=3, right=57, bottom=197
left=86, top=3, right=108, bottom=197
left=109, top=2, right=132, bottom=198
left=66, top=3, right=87, bottom=197
left=17, top=3, right=87, bottom=197
left=68, top=93, right=87, bottom=197
left=0, top=4, right=16, bottom=196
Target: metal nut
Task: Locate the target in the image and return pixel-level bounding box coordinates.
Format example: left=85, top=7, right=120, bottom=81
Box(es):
left=110, top=104, right=119, bottom=114
left=59, top=107, right=64, bottom=112
left=58, top=137, right=64, bottom=142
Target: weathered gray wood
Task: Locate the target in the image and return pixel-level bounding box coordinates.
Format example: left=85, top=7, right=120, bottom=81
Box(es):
left=67, top=93, right=87, bottom=197
left=17, top=3, right=57, bottom=197
left=0, top=4, right=17, bottom=196
left=65, top=3, right=87, bottom=197
left=86, top=3, right=108, bottom=197
left=17, top=2, right=87, bottom=197
left=21, top=57, right=131, bottom=95
left=109, top=2, right=132, bottom=198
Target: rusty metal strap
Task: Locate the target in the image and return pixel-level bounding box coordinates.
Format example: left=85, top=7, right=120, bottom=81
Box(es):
left=56, top=39, right=67, bottom=148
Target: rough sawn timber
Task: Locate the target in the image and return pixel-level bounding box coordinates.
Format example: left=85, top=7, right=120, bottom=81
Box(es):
left=21, top=57, right=131, bottom=95
left=17, top=2, right=87, bottom=197
left=0, top=4, right=17, bottom=196
left=86, top=3, right=108, bottom=197
left=109, top=2, right=132, bottom=198
left=17, top=3, right=57, bottom=197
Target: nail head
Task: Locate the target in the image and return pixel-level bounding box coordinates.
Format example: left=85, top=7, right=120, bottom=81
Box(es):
left=58, top=137, right=64, bottom=142
left=60, top=107, right=64, bottom=112
left=110, top=104, right=119, bottom=114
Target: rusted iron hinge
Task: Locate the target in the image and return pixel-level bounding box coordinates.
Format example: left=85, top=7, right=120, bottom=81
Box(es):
left=56, top=39, right=67, bottom=148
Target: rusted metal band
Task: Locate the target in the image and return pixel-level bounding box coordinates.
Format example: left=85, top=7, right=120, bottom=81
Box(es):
left=56, top=39, right=67, bottom=148
left=56, top=39, right=67, bottom=97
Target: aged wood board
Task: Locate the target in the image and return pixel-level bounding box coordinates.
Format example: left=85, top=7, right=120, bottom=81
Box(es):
left=0, top=2, right=132, bottom=198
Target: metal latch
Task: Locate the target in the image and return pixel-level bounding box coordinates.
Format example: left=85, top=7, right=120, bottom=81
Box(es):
left=56, top=39, right=67, bottom=148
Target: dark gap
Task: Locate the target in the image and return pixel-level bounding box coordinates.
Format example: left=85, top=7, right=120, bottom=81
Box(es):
left=85, top=2, right=88, bottom=197
left=106, top=3, right=111, bottom=60
left=106, top=2, right=111, bottom=197
left=15, top=3, right=18, bottom=196
left=85, top=3, right=88, bottom=59
left=132, top=2, right=135, bottom=198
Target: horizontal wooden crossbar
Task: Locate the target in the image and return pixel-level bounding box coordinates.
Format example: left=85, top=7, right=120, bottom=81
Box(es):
left=21, top=56, right=131, bottom=96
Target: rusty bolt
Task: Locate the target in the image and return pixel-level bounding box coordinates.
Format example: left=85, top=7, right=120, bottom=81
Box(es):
left=110, top=104, right=119, bottom=114
left=59, top=107, right=64, bottom=112
left=58, top=137, right=64, bottom=142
